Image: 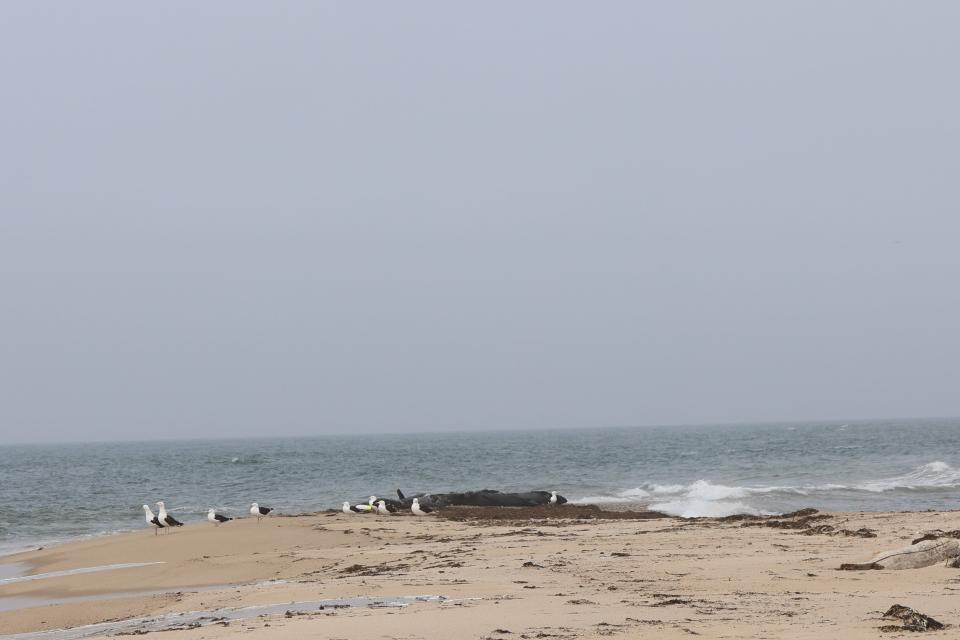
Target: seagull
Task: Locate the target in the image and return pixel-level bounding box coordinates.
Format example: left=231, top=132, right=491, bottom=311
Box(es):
left=156, top=501, right=184, bottom=528
left=208, top=509, right=233, bottom=526
left=411, top=498, right=433, bottom=515
left=344, top=501, right=371, bottom=514
left=549, top=491, right=558, bottom=506
left=143, top=505, right=165, bottom=535
left=376, top=500, right=393, bottom=515
left=250, top=502, right=273, bottom=521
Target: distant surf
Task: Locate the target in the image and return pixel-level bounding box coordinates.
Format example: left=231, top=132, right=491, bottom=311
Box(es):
left=570, top=460, right=960, bottom=517
left=2, top=418, right=959, bottom=549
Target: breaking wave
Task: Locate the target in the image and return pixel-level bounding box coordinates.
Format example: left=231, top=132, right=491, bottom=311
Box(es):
left=855, top=461, right=960, bottom=492
left=570, top=462, right=960, bottom=518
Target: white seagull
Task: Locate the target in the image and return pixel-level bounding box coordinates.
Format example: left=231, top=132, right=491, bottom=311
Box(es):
left=156, top=501, right=184, bottom=528
left=343, top=501, right=368, bottom=514
left=143, top=505, right=165, bottom=535
left=250, top=502, right=273, bottom=521
left=376, top=500, right=391, bottom=515
left=208, top=509, right=233, bottom=526
left=411, top=498, right=433, bottom=516
left=549, top=491, right=558, bottom=506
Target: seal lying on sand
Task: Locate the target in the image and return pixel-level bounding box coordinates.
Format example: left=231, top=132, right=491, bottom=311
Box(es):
left=396, top=489, right=567, bottom=510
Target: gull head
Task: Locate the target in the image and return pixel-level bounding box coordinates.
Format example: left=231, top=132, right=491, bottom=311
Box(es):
left=142, top=504, right=152, bottom=513
left=207, top=508, right=215, bottom=515
left=368, top=496, right=376, bottom=505
left=251, top=502, right=259, bottom=509
left=156, top=501, right=165, bottom=509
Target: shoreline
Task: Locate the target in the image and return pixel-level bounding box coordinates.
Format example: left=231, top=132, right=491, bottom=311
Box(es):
left=3, top=501, right=957, bottom=562
left=3, top=506, right=960, bottom=638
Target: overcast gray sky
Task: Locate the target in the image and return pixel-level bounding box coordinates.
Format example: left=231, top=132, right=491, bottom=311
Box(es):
left=1, top=3, right=958, bottom=443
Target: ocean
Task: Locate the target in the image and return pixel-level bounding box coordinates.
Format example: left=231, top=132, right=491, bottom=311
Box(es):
left=2, top=418, right=960, bottom=556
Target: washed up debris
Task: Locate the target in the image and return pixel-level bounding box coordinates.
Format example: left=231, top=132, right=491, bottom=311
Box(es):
left=880, top=604, right=945, bottom=632
left=439, top=504, right=670, bottom=522
left=740, top=512, right=831, bottom=529
left=912, top=530, right=960, bottom=545
left=651, top=598, right=692, bottom=607
left=719, top=508, right=820, bottom=523
left=840, top=539, right=960, bottom=570
left=839, top=561, right=881, bottom=571
left=801, top=524, right=877, bottom=538
left=734, top=508, right=876, bottom=538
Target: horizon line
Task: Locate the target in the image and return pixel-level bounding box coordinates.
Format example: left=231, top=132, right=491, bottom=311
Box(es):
left=2, top=414, right=957, bottom=447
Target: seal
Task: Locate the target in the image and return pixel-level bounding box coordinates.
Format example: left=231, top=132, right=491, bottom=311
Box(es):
left=395, top=489, right=567, bottom=509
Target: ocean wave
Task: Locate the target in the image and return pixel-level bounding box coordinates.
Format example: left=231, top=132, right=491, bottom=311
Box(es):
left=627, top=480, right=807, bottom=501
left=651, top=499, right=767, bottom=518
left=644, top=481, right=785, bottom=517
left=855, top=461, right=960, bottom=492
left=569, top=461, right=960, bottom=517
left=571, top=480, right=801, bottom=516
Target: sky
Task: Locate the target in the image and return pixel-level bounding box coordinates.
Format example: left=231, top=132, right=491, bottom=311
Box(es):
left=1, top=3, right=959, bottom=443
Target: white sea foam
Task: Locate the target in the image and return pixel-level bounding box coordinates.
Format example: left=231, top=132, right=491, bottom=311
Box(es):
left=645, top=481, right=778, bottom=517
left=856, top=461, right=960, bottom=492
left=568, top=462, right=960, bottom=518
left=651, top=499, right=766, bottom=518
left=571, top=480, right=798, bottom=516
left=568, top=461, right=960, bottom=517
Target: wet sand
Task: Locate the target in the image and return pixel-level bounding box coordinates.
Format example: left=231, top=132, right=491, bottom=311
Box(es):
left=2, top=507, right=960, bottom=638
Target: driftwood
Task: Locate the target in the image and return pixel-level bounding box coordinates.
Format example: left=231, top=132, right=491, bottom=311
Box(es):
left=840, top=539, right=960, bottom=571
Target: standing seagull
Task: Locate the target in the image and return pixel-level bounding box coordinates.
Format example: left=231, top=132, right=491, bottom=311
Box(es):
left=156, top=501, right=184, bottom=528
left=250, top=502, right=273, bottom=522
left=411, top=498, right=433, bottom=516
left=376, top=500, right=394, bottom=515
left=549, top=491, right=558, bottom=506
left=143, top=505, right=165, bottom=535
left=208, top=509, right=233, bottom=526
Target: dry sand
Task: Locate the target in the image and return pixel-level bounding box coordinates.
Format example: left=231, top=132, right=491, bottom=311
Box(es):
left=2, top=507, right=960, bottom=638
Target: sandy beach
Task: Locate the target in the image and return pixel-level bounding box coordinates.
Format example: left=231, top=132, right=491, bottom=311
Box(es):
left=2, top=506, right=959, bottom=638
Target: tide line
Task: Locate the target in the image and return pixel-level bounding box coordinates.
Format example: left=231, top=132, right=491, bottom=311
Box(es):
left=0, top=562, right=165, bottom=586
